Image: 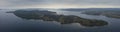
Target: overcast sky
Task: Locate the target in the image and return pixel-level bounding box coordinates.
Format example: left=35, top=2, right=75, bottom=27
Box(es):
left=0, top=0, right=120, bottom=8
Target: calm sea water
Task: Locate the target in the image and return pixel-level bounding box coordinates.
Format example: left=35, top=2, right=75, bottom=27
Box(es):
left=0, top=9, right=120, bottom=32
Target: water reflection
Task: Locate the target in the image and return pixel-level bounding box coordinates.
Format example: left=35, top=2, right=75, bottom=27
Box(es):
left=8, top=9, right=108, bottom=27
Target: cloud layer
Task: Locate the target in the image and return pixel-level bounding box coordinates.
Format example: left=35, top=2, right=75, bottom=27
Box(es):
left=0, top=0, right=120, bottom=8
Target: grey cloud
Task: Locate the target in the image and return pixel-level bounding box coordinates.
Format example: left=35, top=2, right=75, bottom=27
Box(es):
left=0, top=0, right=120, bottom=8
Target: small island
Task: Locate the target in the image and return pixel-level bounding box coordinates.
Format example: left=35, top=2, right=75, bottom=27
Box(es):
left=7, top=9, right=108, bottom=27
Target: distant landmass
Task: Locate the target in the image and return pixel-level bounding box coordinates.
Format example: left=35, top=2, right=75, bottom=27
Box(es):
left=81, top=8, right=120, bottom=19
left=60, top=8, right=87, bottom=11
left=7, top=9, right=108, bottom=27
left=59, top=8, right=120, bottom=19
left=60, top=8, right=120, bottom=11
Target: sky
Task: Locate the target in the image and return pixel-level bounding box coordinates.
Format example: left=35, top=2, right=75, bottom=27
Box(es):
left=0, top=0, right=120, bottom=8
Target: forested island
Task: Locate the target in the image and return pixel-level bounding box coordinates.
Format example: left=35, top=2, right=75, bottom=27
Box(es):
left=7, top=9, right=108, bottom=27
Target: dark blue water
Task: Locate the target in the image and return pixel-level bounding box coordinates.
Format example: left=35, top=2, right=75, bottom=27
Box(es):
left=0, top=9, right=120, bottom=32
